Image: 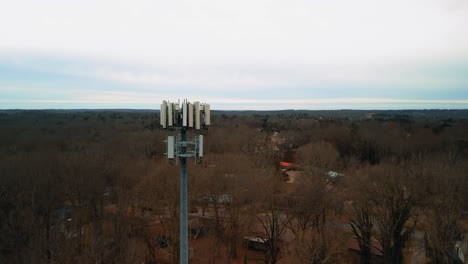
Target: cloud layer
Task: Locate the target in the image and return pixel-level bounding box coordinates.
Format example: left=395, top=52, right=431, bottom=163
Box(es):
left=0, top=0, right=467, bottom=109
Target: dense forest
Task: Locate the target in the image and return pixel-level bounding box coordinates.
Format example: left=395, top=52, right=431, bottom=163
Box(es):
left=1, top=109, right=467, bottom=264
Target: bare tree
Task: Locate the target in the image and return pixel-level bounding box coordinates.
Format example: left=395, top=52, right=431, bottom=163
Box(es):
left=296, top=141, right=340, bottom=171
left=222, top=166, right=256, bottom=262
left=294, top=227, right=343, bottom=264
left=254, top=177, right=290, bottom=264
left=411, top=153, right=464, bottom=264
left=349, top=201, right=373, bottom=264
left=370, top=164, right=416, bottom=264
left=288, top=170, right=328, bottom=243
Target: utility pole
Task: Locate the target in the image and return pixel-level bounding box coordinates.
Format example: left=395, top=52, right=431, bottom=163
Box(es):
left=160, top=100, right=210, bottom=264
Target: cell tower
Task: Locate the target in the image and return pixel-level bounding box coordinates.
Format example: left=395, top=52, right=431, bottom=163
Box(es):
left=160, top=99, right=210, bottom=264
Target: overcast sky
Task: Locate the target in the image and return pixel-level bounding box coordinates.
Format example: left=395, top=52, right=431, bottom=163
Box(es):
left=1, top=0, right=467, bottom=110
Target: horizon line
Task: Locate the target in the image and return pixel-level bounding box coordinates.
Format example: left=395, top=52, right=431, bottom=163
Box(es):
left=2, top=108, right=468, bottom=112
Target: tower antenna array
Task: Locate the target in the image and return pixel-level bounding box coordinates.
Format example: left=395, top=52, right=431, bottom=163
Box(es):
left=160, top=99, right=210, bottom=264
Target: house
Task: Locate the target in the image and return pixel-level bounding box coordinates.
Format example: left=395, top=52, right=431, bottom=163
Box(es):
left=187, top=214, right=220, bottom=239
left=326, top=171, right=344, bottom=178
left=279, top=161, right=300, bottom=170
left=326, top=170, right=344, bottom=181
left=243, top=236, right=269, bottom=252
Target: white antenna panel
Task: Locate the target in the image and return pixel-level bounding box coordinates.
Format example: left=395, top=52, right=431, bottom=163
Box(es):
left=182, top=102, right=188, bottom=127
left=198, top=135, right=203, bottom=157
left=188, top=103, right=194, bottom=127
left=174, top=103, right=180, bottom=126
left=194, top=102, right=200, bottom=130
left=168, top=102, right=173, bottom=127
left=160, top=101, right=167, bottom=128
left=167, top=136, right=175, bottom=159
left=204, top=104, right=210, bottom=126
